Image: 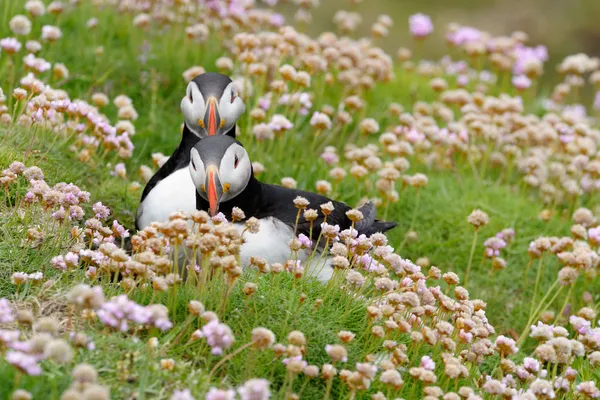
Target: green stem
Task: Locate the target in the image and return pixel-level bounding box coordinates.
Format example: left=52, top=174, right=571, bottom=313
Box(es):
left=464, top=230, right=479, bottom=287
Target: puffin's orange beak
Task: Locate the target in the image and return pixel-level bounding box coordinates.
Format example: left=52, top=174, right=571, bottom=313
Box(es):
left=205, top=97, right=219, bottom=136
left=205, top=165, right=221, bottom=216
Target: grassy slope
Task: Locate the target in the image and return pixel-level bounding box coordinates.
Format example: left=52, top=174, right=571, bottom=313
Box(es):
left=1, top=0, right=597, bottom=398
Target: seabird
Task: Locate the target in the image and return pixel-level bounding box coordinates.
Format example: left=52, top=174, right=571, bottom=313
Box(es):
left=136, top=72, right=245, bottom=231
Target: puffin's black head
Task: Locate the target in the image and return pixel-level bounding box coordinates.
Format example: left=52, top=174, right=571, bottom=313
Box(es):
left=181, top=72, right=245, bottom=138
left=189, top=135, right=252, bottom=216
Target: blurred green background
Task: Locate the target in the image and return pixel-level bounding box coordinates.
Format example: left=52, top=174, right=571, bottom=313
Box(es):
left=278, top=0, right=600, bottom=65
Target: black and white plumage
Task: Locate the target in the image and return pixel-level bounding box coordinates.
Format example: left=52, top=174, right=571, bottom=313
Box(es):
left=189, top=135, right=397, bottom=281
left=135, top=73, right=245, bottom=231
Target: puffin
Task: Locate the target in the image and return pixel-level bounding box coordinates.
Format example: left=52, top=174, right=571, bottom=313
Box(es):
left=135, top=72, right=246, bottom=231
left=188, top=135, right=398, bottom=281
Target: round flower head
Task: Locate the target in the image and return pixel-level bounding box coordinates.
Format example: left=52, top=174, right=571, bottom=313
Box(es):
left=237, top=379, right=270, bottom=400
left=10, top=15, right=31, bottom=36
left=468, top=209, right=489, bottom=229
left=409, top=13, right=433, bottom=38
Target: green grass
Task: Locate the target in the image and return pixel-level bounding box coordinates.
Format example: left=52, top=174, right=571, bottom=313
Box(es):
left=1, top=0, right=599, bottom=398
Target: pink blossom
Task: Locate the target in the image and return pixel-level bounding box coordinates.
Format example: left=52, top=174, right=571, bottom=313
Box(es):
left=51, top=255, right=67, bottom=270
left=409, top=13, right=433, bottom=38
left=0, top=299, right=14, bottom=324
left=523, top=357, right=540, bottom=373
left=93, top=202, right=111, bottom=219
left=420, top=355, right=435, bottom=371
left=512, top=75, right=531, bottom=90
left=447, top=26, right=481, bottom=45
left=196, top=320, right=235, bottom=355
left=6, top=350, right=42, bottom=376
left=320, top=151, right=338, bottom=165
left=569, top=315, right=591, bottom=334
left=298, top=234, right=312, bottom=248
left=112, top=220, right=130, bottom=239
left=588, top=227, right=600, bottom=243
left=206, top=388, right=235, bottom=400
left=238, top=378, right=271, bottom=400
left=170, top=389, right=195, bottom=400
left=0, top=37, right=22, bottom=53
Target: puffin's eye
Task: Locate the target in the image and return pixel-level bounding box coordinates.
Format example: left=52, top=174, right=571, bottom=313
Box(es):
left=230, top=89, right=236, bottom=104
left=189, top=91, right=193, bottom=103
left=234, top=154, right=239, bottom=169
left=191, top=159, right=197, bottom=171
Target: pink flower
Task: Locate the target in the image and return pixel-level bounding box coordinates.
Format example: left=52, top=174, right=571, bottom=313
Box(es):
left=409, top=13, right=433, bottom=38
left=93, top=202, right=111, bottom=219
left=212, top=212, right=227, bottom=224
left=197, top=320, right=235, bottom=355
left=0, top=299, right=15, bottom=324
left=320, top=151, right=338, bottom=165
left=569, top=315, right=591, bottom=334
left=523, top=357, right=540, bottom=373
left=111, top=163, right=127, bottom=178
left=298, top=234, right=312, bottom=248
left=112, top=220, right=130, bottom=239
left=6, top=350, right=42, bottom=376
left=447, top=26, right=480, bottom=45
left=0, top=37, right=22, bottom=53
left=512, top=75, right=531, bottom=90
left=51, top=255, right=67, bottom=271
left=238, top=379, right=271, bottom=400
left=282, top=355, right=307, bottom=369
left=170, top=389, right=195, bottom=400
left=512, top=44, right=548, bottom=75
left=206, top=388, right=235, bottom=400
left=457, top=75, right=469, bottom=86
left=588, top=226, right=600, bottom=243
left=268, top=114, right=293, bottom=133
left=420, top=355, right=435, bottom=371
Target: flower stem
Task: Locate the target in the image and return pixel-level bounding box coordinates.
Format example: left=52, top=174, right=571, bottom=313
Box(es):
left=208, top=341, right=253, bottom=378
left=528, top=256, right=545, bottom=320
left=464, top=230, right=479, bottom=287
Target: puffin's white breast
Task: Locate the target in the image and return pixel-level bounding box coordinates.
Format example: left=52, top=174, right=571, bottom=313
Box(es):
left=238, top=217, right=334, bottom=282
left=137, top=168, right=196, bottom=230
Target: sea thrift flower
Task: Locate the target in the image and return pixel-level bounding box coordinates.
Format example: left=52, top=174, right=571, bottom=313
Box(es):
left=468, top=209, right=489, bottom=229
left=5, top=351, right=41, bottom=376
left=0, top=299, right=14, bottom=323
left=512, top=75, right=532, bottom=90
left=41, top=25, right=62, bottom=41
left=310, top=112, right=331, bottom=130
left=93, top=202, right=111, bottom=219
left=9, top=15, right=32, bottom=36
left=237, top=379, right=271, bottom=400
left=420, top=355, right=435, bottom=371
left=0, top=37, right=22, bottom=54
left=325, top=344, right=348, bottom=362
left=409, top=13, right=433, bottom=38
left=206, top=388, right=235, bottom=400
left=196, top=320, right=235, bottom=355
left=111, top=163, right=127, bottom=178
left=170, top=389, right=195, bottom=400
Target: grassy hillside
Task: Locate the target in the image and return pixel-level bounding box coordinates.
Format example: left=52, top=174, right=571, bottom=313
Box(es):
left=0, top=0, right=599, bottom=399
